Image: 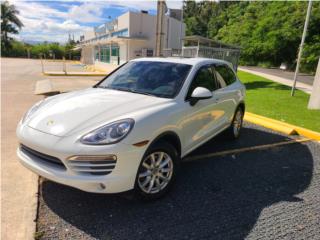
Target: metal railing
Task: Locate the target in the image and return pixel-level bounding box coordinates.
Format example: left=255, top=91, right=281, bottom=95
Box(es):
left=163, top=46, right=241, bottom=71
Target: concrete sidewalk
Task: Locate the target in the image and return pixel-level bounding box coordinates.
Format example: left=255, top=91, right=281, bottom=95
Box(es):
left=238, top=66, right=313, bottom=94
left=1, top=58, right=43, bottom=240
left=1, top=58, right=102, bottom=240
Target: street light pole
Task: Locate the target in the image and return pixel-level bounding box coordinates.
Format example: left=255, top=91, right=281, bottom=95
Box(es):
left=179, top=2, right=184, bottom=48
left=291, top=0, right=312, bottom=96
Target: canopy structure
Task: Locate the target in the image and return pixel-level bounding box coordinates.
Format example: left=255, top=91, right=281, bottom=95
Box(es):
left=182, top=35, right=240, bottom=50
left=163, top=35, right=241, bottom=71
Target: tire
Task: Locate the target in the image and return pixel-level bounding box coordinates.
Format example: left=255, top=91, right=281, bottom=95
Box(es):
left=226, top=107, right=244, bottom=139
left=134, top=141, right=179, bottom=200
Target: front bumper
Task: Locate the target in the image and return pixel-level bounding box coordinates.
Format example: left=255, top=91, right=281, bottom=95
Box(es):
left=16, top=124, right=146, bottom=193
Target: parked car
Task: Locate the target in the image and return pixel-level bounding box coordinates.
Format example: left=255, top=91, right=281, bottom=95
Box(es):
left=17, top=57, right=245, bottom=199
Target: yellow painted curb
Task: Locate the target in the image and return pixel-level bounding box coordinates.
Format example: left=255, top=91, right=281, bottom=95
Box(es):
left=294, top=126, right=320, bottom=141
left=244, top=112, right=296, bottom=135
left=94, top=65, right=110, bottom=73
left=45, top=59, right=73, bottom=62
left=244, top=112, right=320, bottom=141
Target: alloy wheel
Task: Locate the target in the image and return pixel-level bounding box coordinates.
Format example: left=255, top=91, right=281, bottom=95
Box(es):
left=233, top=110, right=243, bottom=137
left=138, top=151, right=174, bottom=194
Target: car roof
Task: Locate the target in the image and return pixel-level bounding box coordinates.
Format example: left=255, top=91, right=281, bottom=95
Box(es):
left=131, top=57, right=229, bottom=67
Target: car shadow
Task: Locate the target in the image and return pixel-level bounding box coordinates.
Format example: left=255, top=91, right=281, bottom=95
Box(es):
left=39, top=125, right=313, bottom=240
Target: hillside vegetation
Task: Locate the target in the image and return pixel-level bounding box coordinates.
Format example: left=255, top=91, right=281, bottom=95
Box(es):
left=184, top=1, right=320, bottom=73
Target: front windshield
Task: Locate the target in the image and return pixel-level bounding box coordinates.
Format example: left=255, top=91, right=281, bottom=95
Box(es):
left=98, top=61, right=192, bottom=98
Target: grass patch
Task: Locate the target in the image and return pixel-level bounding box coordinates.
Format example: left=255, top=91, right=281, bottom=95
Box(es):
left=237, top=70, right=320, bottom=132
left=34, top=231, right=44, bottom=240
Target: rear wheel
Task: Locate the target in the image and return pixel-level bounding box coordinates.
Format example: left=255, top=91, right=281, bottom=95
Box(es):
left=135, top=142, right=178, bottom=200
left=226, top=107, right=244, bottom=139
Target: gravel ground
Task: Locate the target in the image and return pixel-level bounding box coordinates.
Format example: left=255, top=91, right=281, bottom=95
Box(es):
left=36, top=123, right=320, bottom=240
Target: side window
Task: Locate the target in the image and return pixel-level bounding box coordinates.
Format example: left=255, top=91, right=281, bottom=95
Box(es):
left=214, top=64, right=237, bottom=86
left=210, top=66, right=222, bottom=89
left=187, top=66, right=219, bottom=98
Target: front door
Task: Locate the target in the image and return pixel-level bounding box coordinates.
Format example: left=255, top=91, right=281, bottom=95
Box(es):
left=181, top=65, right=227, bottom=153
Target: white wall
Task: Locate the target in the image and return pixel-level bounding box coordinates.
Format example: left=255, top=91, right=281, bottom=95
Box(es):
left=117, top=12, right=130, bottom=31
left=165, top=16, right=185, bottom=50
left=81, top=46, right=95, bottom=64
left=83, top=29, right=95, bottom=41
left=129, top=12, right=156, bottom=50
left=119, top=42, right=128, bottom=64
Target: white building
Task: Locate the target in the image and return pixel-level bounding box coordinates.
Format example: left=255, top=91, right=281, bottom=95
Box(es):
left=78, top=10, right=185, bottom=72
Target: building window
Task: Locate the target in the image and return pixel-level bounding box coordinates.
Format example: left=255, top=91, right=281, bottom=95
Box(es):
left=96, top=44, right=119, bottom=64
left=111, top=45, right=120, bottom=65
left=111, top=45, right=119, bottom=56
left=101, top=46, right=110, bottom=63
left=111, top=29, right=128, bottom=37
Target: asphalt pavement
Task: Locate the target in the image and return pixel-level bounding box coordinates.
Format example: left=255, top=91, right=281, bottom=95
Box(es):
left=36, top=123, right=320, bottom=240
left=240, top=66, right=314, bottom=86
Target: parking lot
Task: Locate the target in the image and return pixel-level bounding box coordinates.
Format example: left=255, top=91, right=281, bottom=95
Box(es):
left=37, top=123, right=320, bottom=240
left=2, top=58, right=319, bottom=240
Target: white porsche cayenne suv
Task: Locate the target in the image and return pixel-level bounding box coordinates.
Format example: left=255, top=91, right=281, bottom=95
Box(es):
left=17, top=57, right=245, bottom=199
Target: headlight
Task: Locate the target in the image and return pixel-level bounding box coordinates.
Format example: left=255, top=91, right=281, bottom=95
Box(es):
left=80, top=119, right=134, bottom=145
left=21, top=100, right=44, bottom=124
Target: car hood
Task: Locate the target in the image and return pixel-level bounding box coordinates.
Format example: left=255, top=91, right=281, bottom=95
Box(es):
left=28, top=88, right=171, bottom=137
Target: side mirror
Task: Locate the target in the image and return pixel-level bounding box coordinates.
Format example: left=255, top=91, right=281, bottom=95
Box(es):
left=189, top=87, right=213, bottom=106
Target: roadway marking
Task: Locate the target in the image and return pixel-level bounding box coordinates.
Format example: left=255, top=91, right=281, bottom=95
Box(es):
left=184, top=138, right=310, bottom=162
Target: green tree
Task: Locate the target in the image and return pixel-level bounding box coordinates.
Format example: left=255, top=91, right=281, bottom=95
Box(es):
left=183, top=1, right=320, bottom=73
left=1, top=1, right=24, bottom=54
left=10, top=40, right=28, bottom=57
left=48, top=43, right=65, bottom=59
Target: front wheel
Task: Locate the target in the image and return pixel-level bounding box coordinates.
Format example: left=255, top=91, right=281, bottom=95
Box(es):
left=135, top=142, right=178, bottom=200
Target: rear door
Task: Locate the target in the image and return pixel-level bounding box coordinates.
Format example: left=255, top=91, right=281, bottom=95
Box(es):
left=213, top=64, right=240, bottom=123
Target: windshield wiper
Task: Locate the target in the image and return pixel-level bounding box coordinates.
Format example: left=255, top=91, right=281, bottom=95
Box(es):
left=127, top=89, right=157, bottom=97
left=96, top=85, right=111, bottom=89
left=97, top=86, right=157, bottom=97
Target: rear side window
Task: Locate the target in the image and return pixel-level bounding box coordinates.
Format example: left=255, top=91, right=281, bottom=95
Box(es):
left=215, top=64, right=237, bottom=86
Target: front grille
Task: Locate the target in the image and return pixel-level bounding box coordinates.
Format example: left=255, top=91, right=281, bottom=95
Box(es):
left=20, top=144, right=66, bottom=170
left=67, top=159, right=117, bottom=176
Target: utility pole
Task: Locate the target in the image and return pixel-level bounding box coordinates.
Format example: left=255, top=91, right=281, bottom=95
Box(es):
left=155, top=0, right=167, bottom=57
left=179, top=2, right=184, bottom=49
left=291, top=0, right=312, bottom=96
left=308, top=58, right=320, bottom=109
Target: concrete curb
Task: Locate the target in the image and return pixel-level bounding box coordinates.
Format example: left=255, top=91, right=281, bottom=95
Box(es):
left=84, top=64, right=108, bottom=73
left=34, top=79, right=56, bottom=95
left=43, top=72, right=107, bottom=76
left=244, top=112, right=320, bottom=141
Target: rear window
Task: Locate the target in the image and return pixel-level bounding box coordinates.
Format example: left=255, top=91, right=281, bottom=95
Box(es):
left=215, top=64, right=237, bottom=86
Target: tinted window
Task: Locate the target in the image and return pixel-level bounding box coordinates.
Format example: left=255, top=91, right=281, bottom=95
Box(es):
left=215, top=64, right=237, bottom=86
left=98, top=61, right=192, bottom=98
left=187, top=66, right=219, bottom=98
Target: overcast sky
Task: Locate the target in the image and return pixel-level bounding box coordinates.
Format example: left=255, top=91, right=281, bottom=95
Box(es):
left=8, top=0, right=184, bottom=43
